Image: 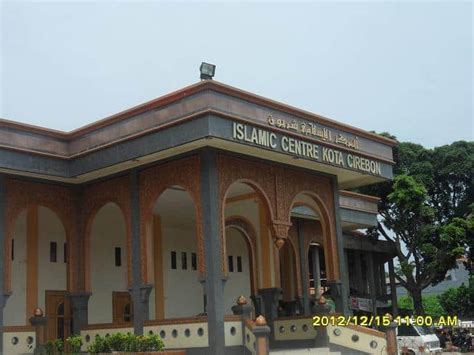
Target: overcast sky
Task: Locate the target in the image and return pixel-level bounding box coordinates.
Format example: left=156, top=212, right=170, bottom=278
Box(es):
left=1, top=1, right=472, bottom=148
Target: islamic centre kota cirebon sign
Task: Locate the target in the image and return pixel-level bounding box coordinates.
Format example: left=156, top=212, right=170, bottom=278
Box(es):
left=232, top=121, right=383, bottom=176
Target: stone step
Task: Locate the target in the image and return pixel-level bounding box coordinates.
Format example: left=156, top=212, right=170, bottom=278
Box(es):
left=270, top=348, right=341, bottom=355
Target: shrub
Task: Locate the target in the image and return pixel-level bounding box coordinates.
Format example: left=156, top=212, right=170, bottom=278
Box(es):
left=66, top=335, right=83, bottom=354
left=87, top=333, right=164, bottom=353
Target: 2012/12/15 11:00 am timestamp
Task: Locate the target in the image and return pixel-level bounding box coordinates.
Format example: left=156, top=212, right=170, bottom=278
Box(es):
left=312, top=315, right=458, bottom=327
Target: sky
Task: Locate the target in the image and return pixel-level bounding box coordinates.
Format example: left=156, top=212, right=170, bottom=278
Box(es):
left=1, top=1, right=472, bottom=148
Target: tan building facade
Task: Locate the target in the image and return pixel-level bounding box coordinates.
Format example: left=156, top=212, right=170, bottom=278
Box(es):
left=0, top=80, right=398, bottom=354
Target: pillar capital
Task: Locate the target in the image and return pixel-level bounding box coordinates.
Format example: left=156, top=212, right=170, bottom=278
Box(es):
left=270, top=220, right=292, bottom=242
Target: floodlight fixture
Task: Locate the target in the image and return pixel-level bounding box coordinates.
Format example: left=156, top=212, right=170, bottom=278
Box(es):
left=200, top=62, right=216, bottom=80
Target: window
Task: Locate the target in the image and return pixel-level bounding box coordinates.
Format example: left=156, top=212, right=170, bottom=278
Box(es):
left=115, top=247, right=122, bottom=267
left=63, top=243, right=67, bottom=263
left=171, top=251, right=177, bottom=269
left=228, top=255, right=234, bottom=272
left=11, top=239, right=14, bottom=261
left=191, top=252, right=197, bottom=270
left=397, top=323, right=419, bottom=336
left=50, top=242, right=57, bottom=262
left=181, top=252, right=187, bottom=270
left=237, top=256, right=242, bottom=272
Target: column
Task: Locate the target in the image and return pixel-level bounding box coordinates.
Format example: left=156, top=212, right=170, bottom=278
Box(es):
left=199, top=149, right=226, bottom=355
left=380, top=258, right=387, bottom=297
left=366, top=252, right=377, bottom=317
left=296, top=220, right=309, bottom=314
left=330, top=177, right=350, bottom=315
left=70, top=187, right=91, bottom=335
left=129, top=170, right=153, bottom=335
left=0, top=175, right=8, bottom=354
left=388, top=258, right=398, bottom=317
left=354, top=251, right=364, bottom=295
left=311, top=246, right=321, bottom=296
left=69, top=293, right=91, bottom=335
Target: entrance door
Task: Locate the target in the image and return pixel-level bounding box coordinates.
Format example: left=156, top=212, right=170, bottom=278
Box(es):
left=112, top=291, right=133, bottom=324
left=45, top=291, right=72, bottom=341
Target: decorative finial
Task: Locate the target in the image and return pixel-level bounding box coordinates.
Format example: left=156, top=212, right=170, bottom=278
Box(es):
left=317, top=295, right=327, bottom=305
left=255, top=315, right=267, bottom=326
left=237, top=295, right=247, bottom=305
left=384, top=313, right=393, bottom=321
left=33, top=308, right=44, bottom=317
left=275, top=238, right=285, bottom=249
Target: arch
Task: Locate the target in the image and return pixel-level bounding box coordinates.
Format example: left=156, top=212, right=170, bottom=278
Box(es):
left=83, top=199, right=131, bottom=291
left=144, top=184, right=201, bottom=283
left=138, top=156, right=202, bottom=279
left=88, top=202, right=128, bottom=324
left=225, top=216, right=259, bottom=295
left=222, top=180, right=274, bottom=276
left=288, top=190, right=338, bottom=281
left=5, top=196, right=74, bottom=293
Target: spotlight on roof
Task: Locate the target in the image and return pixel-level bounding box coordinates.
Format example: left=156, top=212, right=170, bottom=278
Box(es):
left=200, top=62, right=216, bottom=80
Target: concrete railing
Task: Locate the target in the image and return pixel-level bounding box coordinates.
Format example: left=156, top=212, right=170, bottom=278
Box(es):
left=328, top=323, right=388, bottom=354
left=2, top=326, right=36, bottom=355
left=273, top=316, right=317, bottom=341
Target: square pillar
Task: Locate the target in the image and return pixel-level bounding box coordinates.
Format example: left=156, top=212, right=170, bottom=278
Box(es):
left=69, top=292, right=91, bottom=335
left=296, top=220, right=310, bottom=314
left=366, top=252, right=377, bottom=317
left=0, top=175, right=7, bottom=354
left=331, top=177, right=350, bottom=315
left=129, top=170, right=153, bottom=334
left=388, top=258, right=398, bottom=317
left=199, top=149, right=226, bottom=355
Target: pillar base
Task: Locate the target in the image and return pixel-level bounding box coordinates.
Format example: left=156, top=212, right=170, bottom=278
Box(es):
left=69, top=292, right=91, bottom=335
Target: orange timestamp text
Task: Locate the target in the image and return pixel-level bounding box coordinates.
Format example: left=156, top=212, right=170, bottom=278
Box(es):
left=312, top=315, right=458, bottom=327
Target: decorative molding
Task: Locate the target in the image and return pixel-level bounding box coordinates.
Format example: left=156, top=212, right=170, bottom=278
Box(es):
left=4, top=178, right=77, bottom=293
left=139, top=155, right=203, bottom=279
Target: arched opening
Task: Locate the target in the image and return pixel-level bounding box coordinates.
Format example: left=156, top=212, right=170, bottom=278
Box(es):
left=148, top=186, right=203, bottom=319
left=4, top=205, right=69, bottom=339
left=89, top=203, right=128, bottom=324
left=223, top=225, right=253, bottom=315
left=289, top=193, right=329, bottom=309
left=223, top=181, right=271, bottom=314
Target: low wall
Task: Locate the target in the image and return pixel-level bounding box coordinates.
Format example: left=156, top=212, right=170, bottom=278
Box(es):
left=2, top=326, right=36, bottom=355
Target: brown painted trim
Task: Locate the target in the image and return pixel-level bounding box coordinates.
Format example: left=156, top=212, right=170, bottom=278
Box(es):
left=0, top=108, right=396, bottom=166
left=26, top=205, right=38, bottom=324
left=339, top=190, right=380, bottom=203
left=344, top=323, right=386, bottom=338
left=2, top=325, right=36, bottom=332
left=144, top=316, right=208, bottom=326
left=224, top=315, right=243, bottom=321
left=81, top=323, right=133, bottom=330
left=153, top=215, right=165, bottom=320
left=339, top=205, right=378, bottom=214
left=0, top=80, right=397, bottom=146
left=244, top=319, right=255, bottom=330
left=259, top=201, right=272, bottom=288
left=225, top=192, right=258, bottom=204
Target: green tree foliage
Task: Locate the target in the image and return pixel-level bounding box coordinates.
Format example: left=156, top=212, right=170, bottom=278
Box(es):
left=438, top=276, right=474, bottom=319
left=398, top=295, right=445, bottom=319
left=360, top=139, right=473, bottom=315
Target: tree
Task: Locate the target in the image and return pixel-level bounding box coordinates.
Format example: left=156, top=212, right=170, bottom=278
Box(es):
left=438, top=276, right=474, bottom=319
left=360, top=139, right=473, bottom=315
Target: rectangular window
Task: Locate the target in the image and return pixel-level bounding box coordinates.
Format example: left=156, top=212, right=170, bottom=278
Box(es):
left=115, top=247, right=122, bottom=267
left=171, top=251, right=177, bottom=269
left=64, top=243, right=67, bottom=263
left=237, top=256, right=242, bottom=272
left=50, top=242, right=57, bottom=263
left=228, top=255, right=234, bottom=272
left=11, top=239, right=14, bottom=261
left=181, top=252, right=187, bottom=270
left=191, top=252, right=197, bottom=270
